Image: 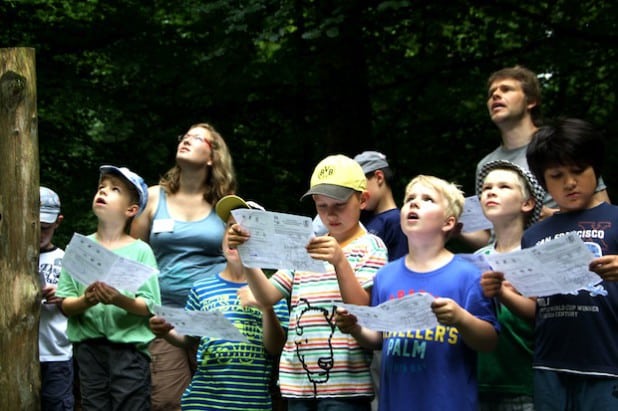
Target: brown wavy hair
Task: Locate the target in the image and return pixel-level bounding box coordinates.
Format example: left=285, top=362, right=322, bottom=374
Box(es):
left=160, top=123, right=237, bottom=204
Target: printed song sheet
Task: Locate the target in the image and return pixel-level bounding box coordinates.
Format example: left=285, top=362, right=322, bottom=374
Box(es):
left=62, top=233, right=158, bottom=293
left=483, top=233, right=600, bottom=297
left=459, top=195, right=493, bottom=233
left=339, top=293, right=437, bottom=332
left=458, top=253, right=494, bottom=273
left=231, top=209, right=327, bottom=272
left=153, top=305, right=248, bottom=342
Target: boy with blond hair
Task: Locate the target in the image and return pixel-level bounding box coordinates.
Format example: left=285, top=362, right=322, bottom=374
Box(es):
left=475, top=160, right=544, bottom=409
left=57, top=165, right=161, bottom=410
left=228, top=154, right=388, bottom=410
left=336, top=175, right=499, bottom=411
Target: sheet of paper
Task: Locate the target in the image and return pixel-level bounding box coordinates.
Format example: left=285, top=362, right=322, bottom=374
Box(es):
left=458, top=253, right=493, bottom=273
left=62, top=233, right=158, bottom=293
left=485, top=233, right=601, bottom=297
left=231, top=209, right=327, bottom=272
left=459, top=195, right=493, bottom=233
left=153, top=305, right=248, bottom=342
left=339, top=293, right=437, bottom=332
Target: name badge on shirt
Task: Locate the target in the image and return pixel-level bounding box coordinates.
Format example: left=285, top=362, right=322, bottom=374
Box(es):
left=152, top=218, right=175, bottom=233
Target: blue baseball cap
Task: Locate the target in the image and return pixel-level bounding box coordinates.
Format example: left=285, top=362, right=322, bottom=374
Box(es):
left=99, top=165, right=148, bottom=214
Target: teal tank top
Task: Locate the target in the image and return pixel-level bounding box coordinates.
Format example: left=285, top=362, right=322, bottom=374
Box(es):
left=149, top=189, right=226, bottom=307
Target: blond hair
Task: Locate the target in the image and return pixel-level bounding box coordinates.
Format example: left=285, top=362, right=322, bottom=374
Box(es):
left=404, top=175, right=465, bottom=221
left=160, top=123, right=237, bottom=204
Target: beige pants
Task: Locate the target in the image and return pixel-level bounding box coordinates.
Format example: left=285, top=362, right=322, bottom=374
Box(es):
left=149, top=338, right=197, bottom=411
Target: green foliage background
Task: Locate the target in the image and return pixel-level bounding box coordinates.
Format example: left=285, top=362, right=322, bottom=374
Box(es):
left=2, top=0, right=617, bottom=247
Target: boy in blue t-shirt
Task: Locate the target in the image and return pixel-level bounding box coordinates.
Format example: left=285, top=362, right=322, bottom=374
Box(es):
left=336, top=175, right=499, bottom=411
left=522, top=118, right=618, bottom=409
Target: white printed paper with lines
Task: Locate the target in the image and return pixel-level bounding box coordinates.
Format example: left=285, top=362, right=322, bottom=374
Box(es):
left=485, top=233, right=600, bottom=297
left=153, top=305, right=248, bottom=342
left=62, top=233, right=158, bottom=293
left=231, top=209, right=327, bottom=272
left=339, top=292, right=437, bottom=332
left=459, top=195, right=493, bottom=233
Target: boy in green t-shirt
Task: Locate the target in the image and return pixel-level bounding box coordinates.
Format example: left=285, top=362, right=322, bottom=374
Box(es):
left=57, top=165, right=161, bottom=410
left=475, top=160, right=544, bottom=409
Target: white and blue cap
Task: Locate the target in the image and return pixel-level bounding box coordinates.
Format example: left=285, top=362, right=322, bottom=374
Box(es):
left=40, top=186, right=61, bottom=223
left=99, top=165, right=148, bottom=215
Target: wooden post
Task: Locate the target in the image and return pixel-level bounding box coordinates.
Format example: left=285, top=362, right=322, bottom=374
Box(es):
left=0, top=47, right=41, bottom=410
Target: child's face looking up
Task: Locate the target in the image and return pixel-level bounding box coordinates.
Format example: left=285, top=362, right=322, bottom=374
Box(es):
left=400, top=183, right=452, bottom=236
left=480, top=169, right=532, bottom=223
left=543, top=164, right=598, bottom=212
left=93, top=175, right=138, bottom=219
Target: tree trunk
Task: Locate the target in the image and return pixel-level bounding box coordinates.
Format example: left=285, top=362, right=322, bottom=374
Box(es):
left=0, top=47, right=41, bottom=410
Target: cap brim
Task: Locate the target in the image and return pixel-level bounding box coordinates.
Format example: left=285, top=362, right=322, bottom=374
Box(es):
left=99, top=165, right=148, bottom=214
left=215, top=195, right=249, bottom=222
left=40, top=211, right=59, bottom=224
left=300, top=184, right=356, bottom=202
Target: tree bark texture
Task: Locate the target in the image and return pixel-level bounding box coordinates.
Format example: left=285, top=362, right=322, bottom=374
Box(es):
left=0, top=47, right=41, bottom=411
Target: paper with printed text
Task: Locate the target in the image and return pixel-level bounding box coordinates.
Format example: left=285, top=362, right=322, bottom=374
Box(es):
left=459, top=195, right=493, bottom=233
left=62, top=233, right=158, bottom=293
left=231, top=209, right=327, bottom=272
left=153, top=305, right=248, bottom=341
left=339, top=293, right=437, bottom=332
left=482, top=233, right=601, bottom=297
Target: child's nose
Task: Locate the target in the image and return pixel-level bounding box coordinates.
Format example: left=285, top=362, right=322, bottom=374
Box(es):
left=564, top=175, right=577, bottom=188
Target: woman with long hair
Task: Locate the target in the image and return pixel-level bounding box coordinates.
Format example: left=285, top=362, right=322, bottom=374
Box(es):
left=131, top=122, right=236, bottom=411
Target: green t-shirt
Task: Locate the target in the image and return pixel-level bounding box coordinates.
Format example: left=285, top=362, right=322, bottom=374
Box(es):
left=57, top=235, right=161, bottom=357
left=475, top=243, right=534, bottom=396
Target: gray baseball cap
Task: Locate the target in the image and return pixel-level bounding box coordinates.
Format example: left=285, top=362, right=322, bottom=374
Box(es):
left=40, top=187, right=61, bottom=223
left=353, top=151, right=390, bottom=174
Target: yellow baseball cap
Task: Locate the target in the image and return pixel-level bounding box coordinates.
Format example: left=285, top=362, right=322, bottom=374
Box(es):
left=301, top=154, right=367, bottom=201
left=215, top=195, right=265, bottom=222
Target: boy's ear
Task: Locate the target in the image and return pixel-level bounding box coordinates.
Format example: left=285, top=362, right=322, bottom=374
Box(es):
left=360, top=190, right=370, bottom=210
left=442, top=215, right=457, bottom=233
left=521, top=198, right=535, bottom=214
left=374, top=170, right=385, bottom=185
left=126, top=204, right=140, bottom=218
